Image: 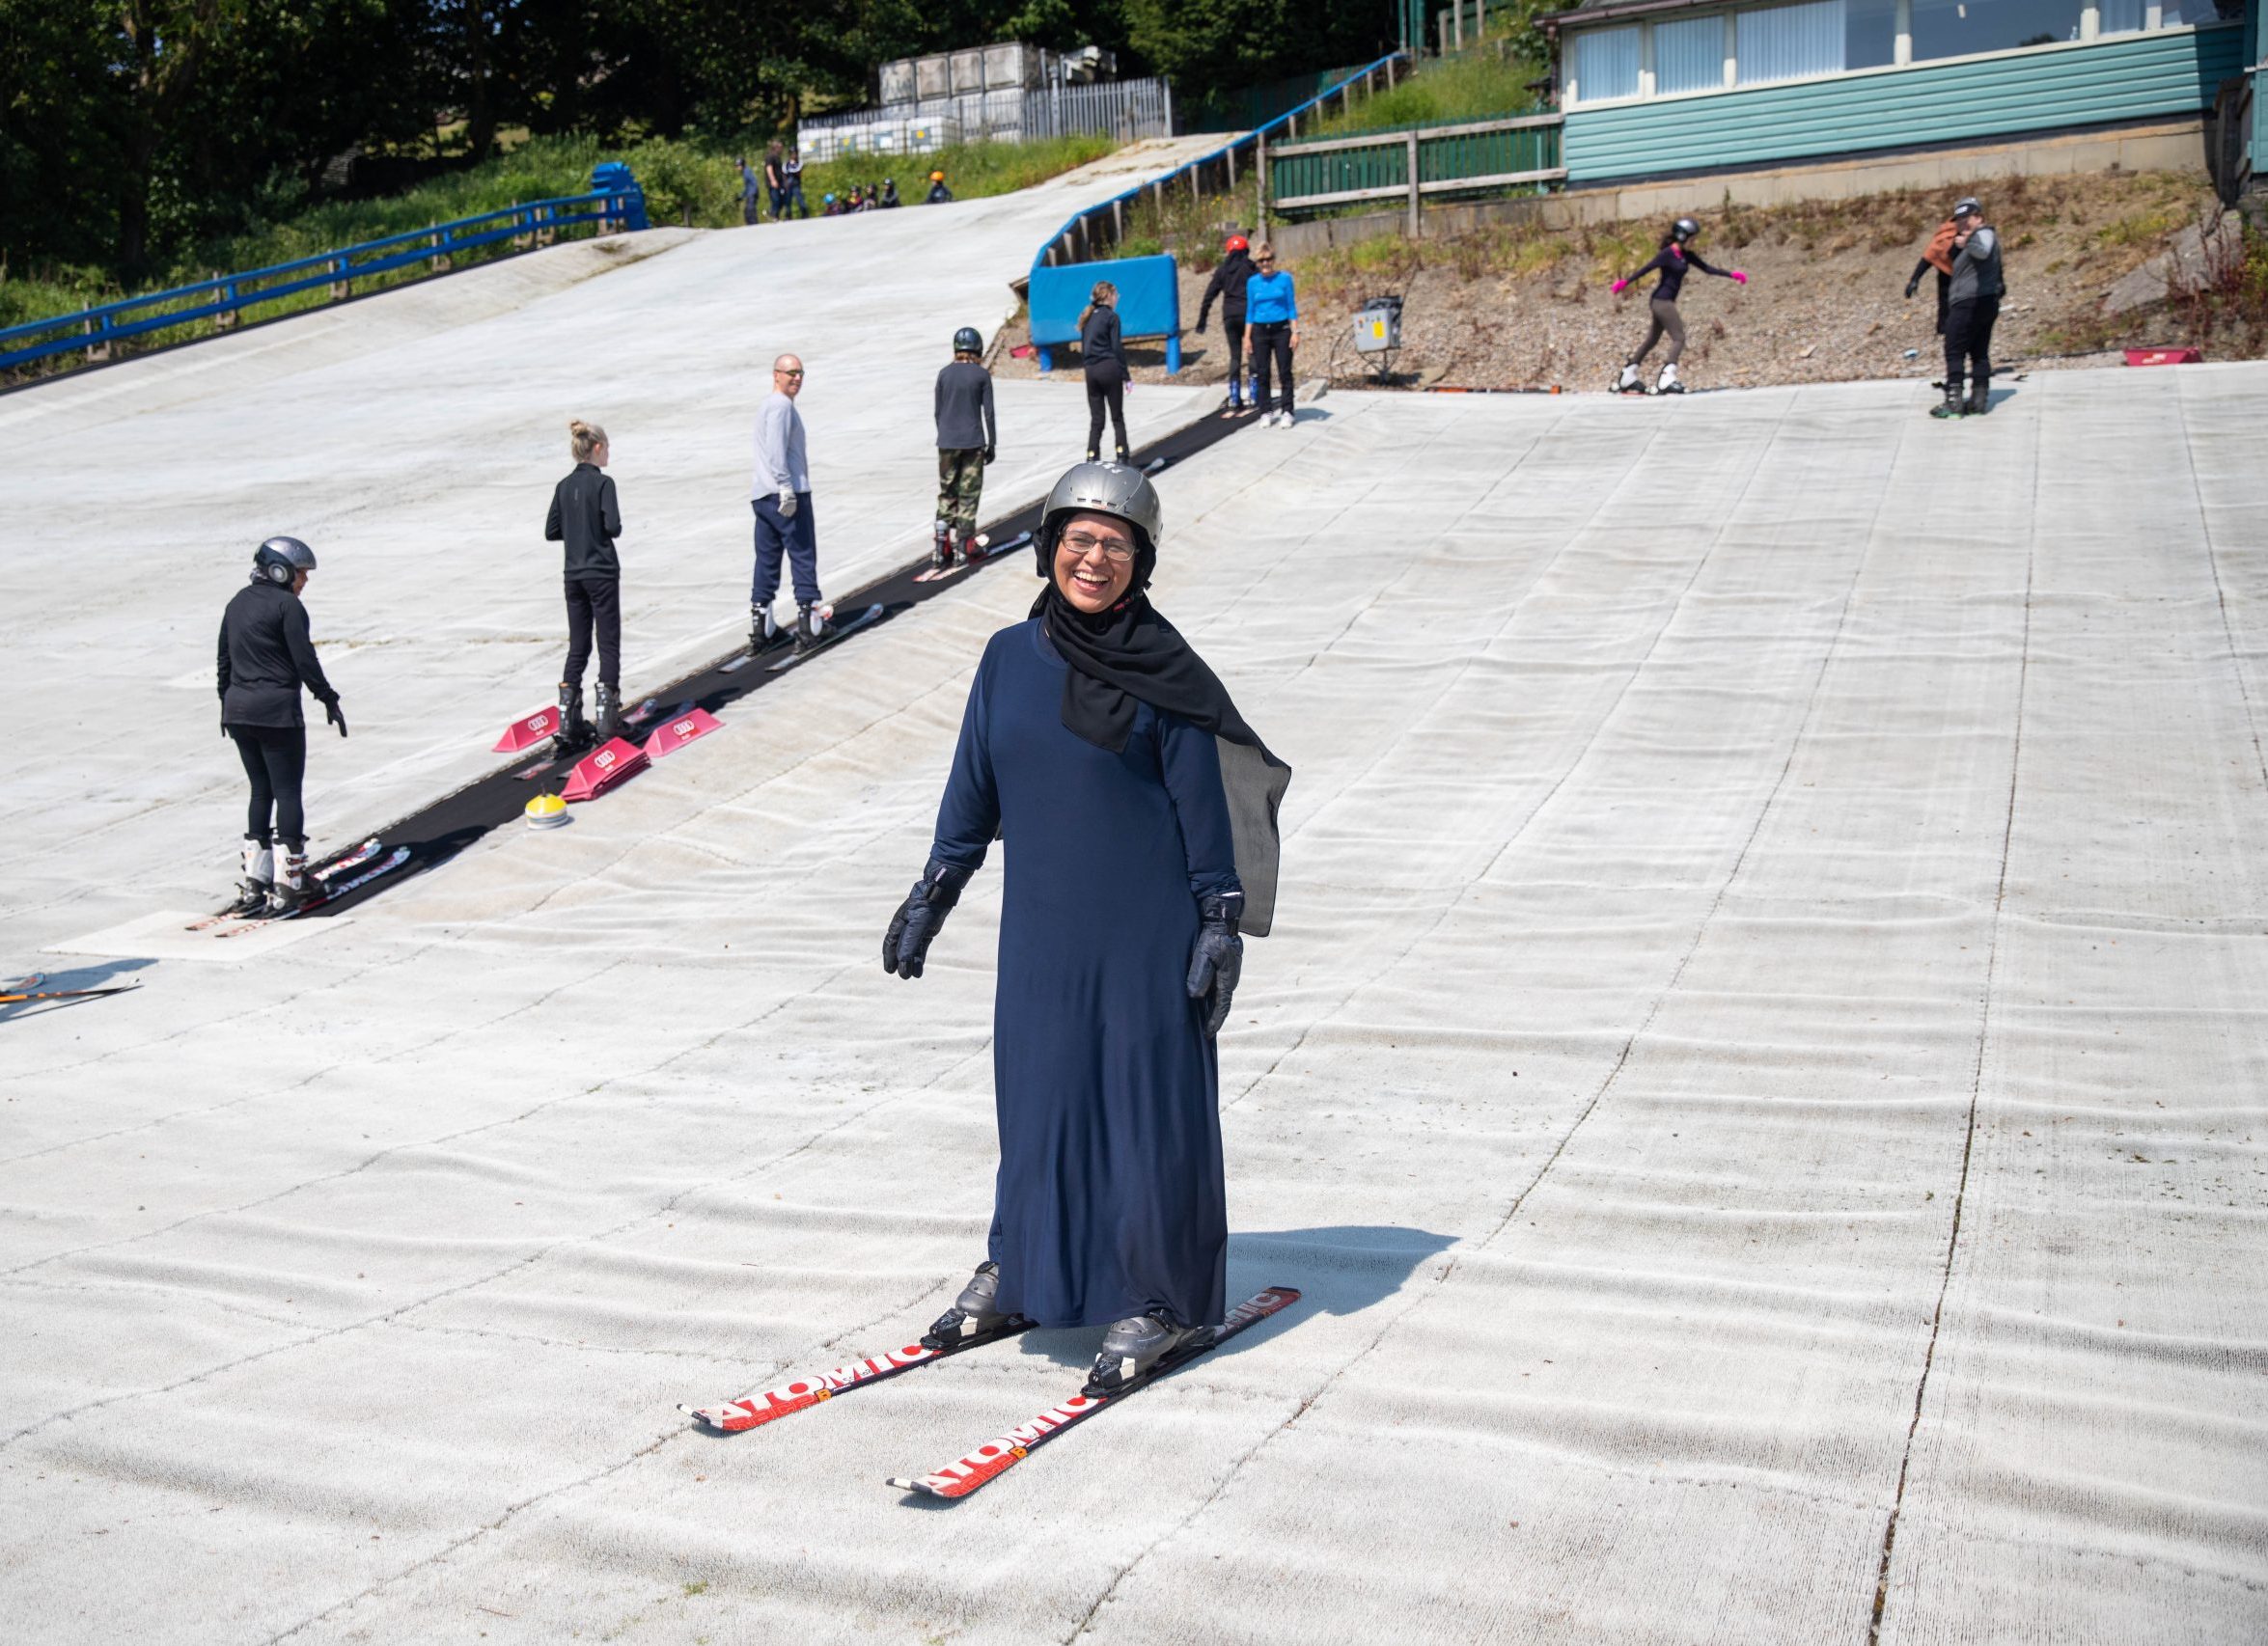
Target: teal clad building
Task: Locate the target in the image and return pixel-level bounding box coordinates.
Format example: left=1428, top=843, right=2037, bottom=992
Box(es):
left=1541, top=0, right=2261, bottom=190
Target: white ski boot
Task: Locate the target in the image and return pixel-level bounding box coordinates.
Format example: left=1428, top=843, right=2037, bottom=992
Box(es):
left=1085, top=1311, right=1201, bottom=1397
left=749, top=603, right=783, bottom=655
left=931, top=519, right=954, bottom=570
left=794, top=601, right=829, bottom=655
left=1614, top=363, right=1644, bottom=395
left=222, top=837, right=273, bottom=916
left=265, top=840, right=309, bottom=917
left=1656, top=363, right=1686, bottom=396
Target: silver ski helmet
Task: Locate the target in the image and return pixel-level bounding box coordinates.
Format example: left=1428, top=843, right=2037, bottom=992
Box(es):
left=1672, top=217, right=1700, bottom=244
left=253, top=535, right=317, bottom=587
left=1952, top=196, right=1982, bottom=220
left=1036, top=460, right=1163, bottom=582
left=953, top=325, right=983, bottom=355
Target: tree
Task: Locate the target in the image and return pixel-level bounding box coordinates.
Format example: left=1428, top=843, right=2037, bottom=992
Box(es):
left=1122, top=0, right=1395, bottom=103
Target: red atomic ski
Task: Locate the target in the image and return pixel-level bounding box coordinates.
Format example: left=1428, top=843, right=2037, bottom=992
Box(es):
left=683, top=1318, right=1031, bottom=1434
left=885, top=1285, right=1301, bottom=1502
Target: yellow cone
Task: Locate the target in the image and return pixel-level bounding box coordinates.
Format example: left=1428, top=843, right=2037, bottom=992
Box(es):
left=524, top=792, right=569, bottom=829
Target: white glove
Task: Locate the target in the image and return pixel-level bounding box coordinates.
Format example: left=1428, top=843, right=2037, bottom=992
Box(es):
left=776, top=489, right=798, bottom=519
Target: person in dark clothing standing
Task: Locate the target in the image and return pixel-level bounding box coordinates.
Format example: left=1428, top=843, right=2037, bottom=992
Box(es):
left=1196, top=233, right=1258, bottom=412
left=1080, top=282, right=1129, bottom=462
left=543, top=420, right=624, bottom=748
left=216, top=536, right=345, bottom=916
left=1610, top=217, right=1747, bottom=395
left=762, top=144, right=787, bottom=221
left=1905, top=212, right=1958, bottom=343
left=1934, top=198, right=2005, bottom=420
left=879, top=178, right=901, bottom=208
left=781, top=148, right=808, bottom=219
left=933, top=326, right=999, bottom=570
left=926, top=169, right=953, bottom=205
left=884, top=459, right=1290, bottom=1394
left=738, top=156, right=761, bottom=226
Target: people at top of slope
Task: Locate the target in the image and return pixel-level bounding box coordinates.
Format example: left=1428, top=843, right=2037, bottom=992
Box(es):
left=542, top=419, right=624, bottom=754
left=1197, top=233, right=1259, bottom=412
left=216, top=535, right=345, bottom=918
left=883, top=457, right=1292, bottom=1397
left=933, top=326, right=999, bottom=570
left=1609, top=217, right=1748, bottom=397
left=1244, top=242, right=1300, bottom=426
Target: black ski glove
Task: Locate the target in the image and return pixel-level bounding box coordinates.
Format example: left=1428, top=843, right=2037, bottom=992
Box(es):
left=885, top=858, right=974, bottom=978
left=325, top=699, right=348, bottom=738
left=1903, top=275, right=1921, bottom=300
left=1184, top=890, right=1244, bottom=1038
left=982, top=445, right=995, bottom=465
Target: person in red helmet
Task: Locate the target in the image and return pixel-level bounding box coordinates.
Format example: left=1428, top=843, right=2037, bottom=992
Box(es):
left=1196, top=233, right=1259, bottom=413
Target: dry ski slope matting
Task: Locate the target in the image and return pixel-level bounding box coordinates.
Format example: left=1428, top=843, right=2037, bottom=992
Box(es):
left=5, top=365, right=2267, bottom=1644
left=3, top=137, right=1221, bottom=953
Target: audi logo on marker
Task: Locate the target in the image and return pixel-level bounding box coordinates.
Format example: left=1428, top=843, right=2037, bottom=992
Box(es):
left=673, top=719, right=696, bottom=736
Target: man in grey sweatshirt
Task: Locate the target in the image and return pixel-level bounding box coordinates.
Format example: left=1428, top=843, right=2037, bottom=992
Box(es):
left=1934, top=198, right=2005, bottom=420
left=751, top=352, right=824, bottom=650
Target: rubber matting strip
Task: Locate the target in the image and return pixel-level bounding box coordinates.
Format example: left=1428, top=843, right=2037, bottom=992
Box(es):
left=304, top=402, right=1259, bottom=916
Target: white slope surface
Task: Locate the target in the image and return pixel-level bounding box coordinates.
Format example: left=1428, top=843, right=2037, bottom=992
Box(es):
left=6, top=138, right=1220, bottom=948
left=6, top=358, right=2267, bottom=1644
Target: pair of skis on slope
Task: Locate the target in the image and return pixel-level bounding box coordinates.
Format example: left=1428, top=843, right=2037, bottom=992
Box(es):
left=682, top=1284, right=1300, bottom=1501
left=184, top=837, right=412, bottom=935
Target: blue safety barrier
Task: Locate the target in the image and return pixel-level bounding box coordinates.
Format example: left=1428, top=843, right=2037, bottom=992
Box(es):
left=1030, top=256, right=1182, bottom=375
left=0, top=166, right=648, bottom=375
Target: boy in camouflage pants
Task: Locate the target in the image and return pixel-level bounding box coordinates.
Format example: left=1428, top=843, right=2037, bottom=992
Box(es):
left=932, top=327, right=998, bottom=569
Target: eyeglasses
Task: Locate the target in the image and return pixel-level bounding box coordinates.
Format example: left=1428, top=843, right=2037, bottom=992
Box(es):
left=1059, top=531, right=1135, bottom=562
left=777, top=368, right=804, bottom=377
left=1257, top=257, right=1275, bottom=265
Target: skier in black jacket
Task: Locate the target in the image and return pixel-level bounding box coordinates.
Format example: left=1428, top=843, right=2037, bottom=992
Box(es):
left=1610, top=218, right=1747, bottom=395
left=216, top=536, right=344, bottom=915
left=1196, top=234, right=1259, bottom=411
left=1933, top=198, right=2005, bottom=420
left=1080, top=282, right=1130, bottom=462
left=543, top=420, right=624, bottom=748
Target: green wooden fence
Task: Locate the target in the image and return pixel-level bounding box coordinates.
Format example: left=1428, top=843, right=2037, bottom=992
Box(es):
left=1268, top=113, right=1564, bottom=214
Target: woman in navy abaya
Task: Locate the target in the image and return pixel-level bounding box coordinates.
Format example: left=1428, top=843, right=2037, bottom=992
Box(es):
left=884, top=459, right=1290, bottom=1394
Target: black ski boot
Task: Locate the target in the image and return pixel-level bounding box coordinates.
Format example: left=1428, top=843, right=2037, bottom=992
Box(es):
left=1930, top=386, right=1967, bottom=420
left=750, top=604, right=782, bottom=656
left=923, top=1261, right=1029, bottom=1349
left=264, top=840, right=309, bottom=917
left=553, top=682, right=593, bottom=755
left=794, top=602, right=827, bottom=655
left=593, top=682, right=622, bottom=743
left=222, top=836, right=273, bottom=916
left=931, top=520, right=954, bottom=571
left=1965, top=376, right=1990, bottom=417
left=1084, top=1310, right=1201, bottom=1397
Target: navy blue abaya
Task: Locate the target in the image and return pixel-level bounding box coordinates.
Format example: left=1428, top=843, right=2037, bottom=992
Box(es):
left=931, top=617, right=1241, bottom=1331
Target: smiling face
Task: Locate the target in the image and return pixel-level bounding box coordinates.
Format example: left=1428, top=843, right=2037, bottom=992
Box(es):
left=1052, top=510, right=1137, bottom=613
left=773, top=354, right=804, bottom=398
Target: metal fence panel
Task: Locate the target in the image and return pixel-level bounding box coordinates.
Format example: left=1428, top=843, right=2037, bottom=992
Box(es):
left=1269, top=115, right=1563, bottom=211
left=799, top=78, right=1171, bottom=162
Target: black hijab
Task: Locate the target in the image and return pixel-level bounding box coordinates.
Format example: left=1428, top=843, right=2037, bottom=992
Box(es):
left=1032, top=532, right=1291, bottom=936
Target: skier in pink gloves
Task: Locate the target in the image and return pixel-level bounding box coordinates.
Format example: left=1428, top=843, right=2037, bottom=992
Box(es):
left=1609, top=217, right=1747, bottom=396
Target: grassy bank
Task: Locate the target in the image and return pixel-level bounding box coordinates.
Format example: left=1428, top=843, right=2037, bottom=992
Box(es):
left=1307, top=41, right=1544, bottom=137
left=1, top=130, right=1115, bottom=380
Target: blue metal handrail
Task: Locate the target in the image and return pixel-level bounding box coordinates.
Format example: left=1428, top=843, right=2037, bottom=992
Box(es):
left=1029, top=52, right=1411, bottom=275
left=1, top=167, right=648, bottom=374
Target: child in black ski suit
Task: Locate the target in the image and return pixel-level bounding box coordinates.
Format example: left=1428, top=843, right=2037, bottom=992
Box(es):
left=544, top=419, right=623, bottom=748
